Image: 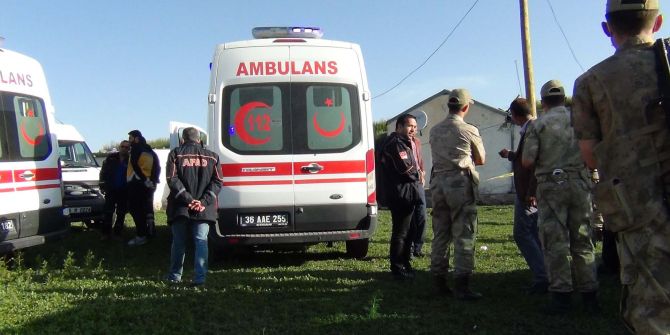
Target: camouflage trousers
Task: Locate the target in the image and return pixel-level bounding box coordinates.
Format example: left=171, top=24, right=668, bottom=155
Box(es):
left=618, top=217, right=670, bottom=334
left=536, top=178, right=598, bottom=293
left=430, top=172, right=478, bottom=277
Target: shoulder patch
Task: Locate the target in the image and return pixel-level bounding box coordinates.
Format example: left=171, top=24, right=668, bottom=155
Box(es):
left=399, top=151, right=408, bottom=160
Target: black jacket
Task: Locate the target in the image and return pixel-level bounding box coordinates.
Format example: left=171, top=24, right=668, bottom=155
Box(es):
left=166, top=142, right=224, bottom=223
left=380, top=132, right=421, bottom=209
left=506, top=121, right=537, bottom=203
left=99, top=152, right=128, bottom=193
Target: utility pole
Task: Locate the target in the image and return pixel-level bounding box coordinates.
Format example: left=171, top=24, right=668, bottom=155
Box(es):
left=519, top=0, right=537, bottom=117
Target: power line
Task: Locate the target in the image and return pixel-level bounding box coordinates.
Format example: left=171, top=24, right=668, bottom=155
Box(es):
left=545, top=0, right=585, bottom=72
left=372, top=0, right=481, bottom=100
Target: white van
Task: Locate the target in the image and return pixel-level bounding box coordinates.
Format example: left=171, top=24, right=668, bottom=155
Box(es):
left=0, top=46, right=68, bottom=253
left=52, top=122, right=105, bottom=228
left=173, top=27, right=377, bottom=257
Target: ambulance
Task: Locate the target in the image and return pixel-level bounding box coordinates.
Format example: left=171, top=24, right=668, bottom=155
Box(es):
left=0, top=45, right=68, bottom=253
left=52, top=121, right=105, bottom=228
left=172, top=27, right=377, bottom=257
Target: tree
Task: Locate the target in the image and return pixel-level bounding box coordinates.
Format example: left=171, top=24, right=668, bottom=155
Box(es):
left=373, top=119, right=388, bottom=138
left=147, top=137, right=169, bottom=149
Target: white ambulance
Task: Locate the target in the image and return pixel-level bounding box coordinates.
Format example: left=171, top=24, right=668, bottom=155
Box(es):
left=173, top=27, right=377, bottom=257
left=0, top=45, right=68, bottom=253
left=52, top=121, right=105, bottom=228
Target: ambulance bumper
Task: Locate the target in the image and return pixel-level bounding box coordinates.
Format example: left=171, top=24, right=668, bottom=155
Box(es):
left=0, top=226, right=69, bottom=254
left=212, top=210, right=377, bottom=246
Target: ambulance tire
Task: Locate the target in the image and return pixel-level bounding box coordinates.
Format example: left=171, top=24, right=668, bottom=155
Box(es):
left=209, top=244, right=235, bottom=262
left=345, top=239, right=369, bottom=259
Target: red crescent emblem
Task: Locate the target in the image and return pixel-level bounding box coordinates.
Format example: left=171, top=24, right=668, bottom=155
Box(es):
left=234, top=101, right=271, bottom=145
left=20, top=119, right=45, bottom=146
left=313, top=112, right=346, bottom=138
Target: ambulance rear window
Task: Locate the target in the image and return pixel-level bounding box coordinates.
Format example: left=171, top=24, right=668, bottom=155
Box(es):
left=303, top=85, right=357, bottom=151
left=221, top=83, right=360, bottom=155
left=224, top=85, right=287, bottom=154
left=14, top=97, right=49, bottom=159
left=0, top=92, right=50, bottom=162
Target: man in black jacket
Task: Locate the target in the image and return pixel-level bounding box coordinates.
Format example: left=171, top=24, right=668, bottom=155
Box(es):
left=165, top=127, right=223, bottom=286
left=126, top=130, right=160, bottom=246
left=498, top=98, right=548, bottom=294
left=381, top=114, right=422, bottom=281
left=99, top=140, right=130, bottom=240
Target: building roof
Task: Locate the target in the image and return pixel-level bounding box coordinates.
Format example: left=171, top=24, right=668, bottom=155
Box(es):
left=385, top=89, right=508, bottom=126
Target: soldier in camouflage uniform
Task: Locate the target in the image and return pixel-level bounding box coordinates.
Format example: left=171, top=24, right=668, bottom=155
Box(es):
left=572, top=0, right=669, bottom=332
left=429, top=89, right=486, bottom=300
left=522, top=80, right=598, bottom=314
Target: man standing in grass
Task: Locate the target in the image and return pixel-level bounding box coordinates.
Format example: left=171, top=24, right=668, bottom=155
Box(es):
left=165, top=127, right=223, bottom=287
left=498, top=98, right=548, bottom=295
left=126, top=130, right=160, bottom=246
left=429, top=89, right=485, bottom=300
left=572, top=0, right=669, bottom=331
left=522, top=80, right=598, bottom=314
left=380, top=114, right=422, bottom=281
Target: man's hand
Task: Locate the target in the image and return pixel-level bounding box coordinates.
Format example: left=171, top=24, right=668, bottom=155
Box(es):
left=419, top=169, right=426, bottom=185
left=188, top=200, right=205, bottom=212
left=498, top=148, right=510, bottom=159
left=527, top=196, right=537, bottom=208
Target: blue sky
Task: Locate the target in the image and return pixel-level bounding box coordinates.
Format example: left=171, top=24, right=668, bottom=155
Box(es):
left=3, top=0, right=668, bottom=151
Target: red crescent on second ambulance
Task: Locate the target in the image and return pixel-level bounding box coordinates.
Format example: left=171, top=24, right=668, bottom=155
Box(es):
left=233, top=101, right=271, bottom=145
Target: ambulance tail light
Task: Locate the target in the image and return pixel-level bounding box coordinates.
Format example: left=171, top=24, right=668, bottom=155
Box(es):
left=366, top=149, right=376, bottom=206
left=252, top=26, right=323, bottom=39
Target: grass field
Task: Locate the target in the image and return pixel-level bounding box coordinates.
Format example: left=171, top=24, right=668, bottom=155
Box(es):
left=0, top=206, right=625, bottom=335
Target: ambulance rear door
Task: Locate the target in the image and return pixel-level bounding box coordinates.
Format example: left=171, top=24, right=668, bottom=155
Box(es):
left=216, top=45, right=297, bottom=233
left=290, top=45, right=369, bottom=232
left=0, top=90, right=61, bottom=239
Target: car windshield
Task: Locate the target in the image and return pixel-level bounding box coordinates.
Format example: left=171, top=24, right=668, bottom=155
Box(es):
left=58, top=141, right=98, bottom=167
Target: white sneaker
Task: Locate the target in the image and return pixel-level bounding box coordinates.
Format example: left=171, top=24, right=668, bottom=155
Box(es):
left=127, top=236, right=147, bottom=246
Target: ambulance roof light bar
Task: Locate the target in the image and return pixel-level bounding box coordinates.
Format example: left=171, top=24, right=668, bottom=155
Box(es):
left=252, top=27, right=323, bottom=39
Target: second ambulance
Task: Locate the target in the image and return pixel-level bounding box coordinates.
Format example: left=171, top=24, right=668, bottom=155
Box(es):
left=175, top=27, right=377, bottom=257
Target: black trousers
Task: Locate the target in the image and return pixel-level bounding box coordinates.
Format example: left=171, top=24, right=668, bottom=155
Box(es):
left=127, top=182, right=155, bottom=238
left=601, top=229, right=620, bottom=273
left=102, top=188, right=128, bottom=235
left=389, top=206, right=416, bottom=274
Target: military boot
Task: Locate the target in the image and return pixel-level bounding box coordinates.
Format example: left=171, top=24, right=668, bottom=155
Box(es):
left=433, top=275, right=452, bottom=297
left=581, top=291, right=601, bottom=314
left=453, top=275, right=482, bottom=301
left=542, top=292, right=572, bottom=315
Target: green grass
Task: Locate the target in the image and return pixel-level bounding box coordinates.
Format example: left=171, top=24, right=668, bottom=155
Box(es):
left=0, top=206, right=624, bottom=335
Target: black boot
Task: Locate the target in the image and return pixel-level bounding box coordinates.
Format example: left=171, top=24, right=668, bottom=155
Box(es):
left=433, top=275, right=452, bottom=297
left=454, top=275, right=482, bottom=301
left=543, top=292, right=572, bottom=315
left=581, top=291, right=601, bottom=313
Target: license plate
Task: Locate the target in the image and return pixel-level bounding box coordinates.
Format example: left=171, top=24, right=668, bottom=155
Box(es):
left=239, top=213, right=289, bottom=227
left=70, top=207, right=92, bottom=214
left=0, top=219, right=15, bottom=232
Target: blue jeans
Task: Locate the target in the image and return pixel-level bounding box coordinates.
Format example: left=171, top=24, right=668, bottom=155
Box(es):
left=168, top=219, right=209, bottom=284
left=411, top=186, right=427, bottom=253
left=513, top=197, right=548, bottom=284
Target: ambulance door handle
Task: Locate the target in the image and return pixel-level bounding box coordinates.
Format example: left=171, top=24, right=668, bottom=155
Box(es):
left=301, top=163, right=324, bottom=174
left=19, top=171, right=35, bottom=180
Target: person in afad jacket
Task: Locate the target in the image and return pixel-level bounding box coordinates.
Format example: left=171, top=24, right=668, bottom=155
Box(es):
left=380, top=114, right=423, bottom=281
left=165, top=127, right=223, bottom=287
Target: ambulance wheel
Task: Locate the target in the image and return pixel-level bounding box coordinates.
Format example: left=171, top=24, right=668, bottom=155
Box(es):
left=346, top=239, right=369, bottom=259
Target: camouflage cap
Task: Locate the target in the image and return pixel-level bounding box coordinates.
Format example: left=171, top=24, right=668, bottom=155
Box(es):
left=447, top=88, right=474, bottom=107
left=606, top=0, right=659, bottom=13
left=540, top=80, right=565, bottom=98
